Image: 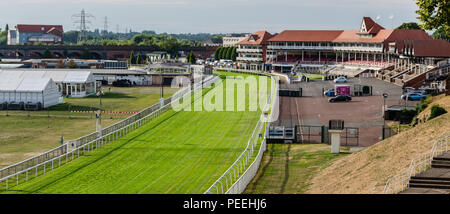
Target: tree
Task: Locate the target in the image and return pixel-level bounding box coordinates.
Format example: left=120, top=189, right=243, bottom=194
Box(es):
left=396, top=22, right=422, bottom=30
left=136, top=54, right=140, bottom=64
left=129, top=51, right=135, bottom=64
left=225, top=47, right=232, bottom=60
left=81, top=48, right=91, bottom=59
left=231, top=47, right=237, bottom=61
left=415, top=0, right=450, bottom=37
left=68, top=60, right=77, bottom=69
left=43, top=48, right=52, bottom=58
left=429, top=105, right=447, bottom=120
left=432, top=26, right=450, bottom=40
left=214, top=47, right=221, bottom=61
left=218, top=47, right=225, bottom=59
left=187, top=51, right=197, bottom=64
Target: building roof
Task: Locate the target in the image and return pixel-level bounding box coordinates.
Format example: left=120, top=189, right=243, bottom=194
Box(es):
left=333, top=29, right=394, bottom=43
left=268, top=30, right=343, bottom=42
left=396, top=39, right=450, bottom=57
left=385, top=29, right=433, bottom=42
left=16, top=24, right=63, bottom=37
left=238, top=31, right=274, bottom=45
left=267, top=17, right=435, bottom=44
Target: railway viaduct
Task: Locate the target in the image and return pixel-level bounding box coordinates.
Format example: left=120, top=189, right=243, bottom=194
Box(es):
left=0, top=45, right=217, bottom=60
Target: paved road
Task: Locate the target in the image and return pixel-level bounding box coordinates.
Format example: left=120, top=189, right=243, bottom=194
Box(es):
left=276, top=77, right=416, bottom=147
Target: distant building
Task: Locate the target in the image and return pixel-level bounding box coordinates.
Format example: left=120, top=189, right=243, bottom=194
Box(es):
left=223, top=33, right=250, bottom=47
left=203, top=38, right=222, bottom=47
left=8, top=24, right=64, bottom=45
left=147, top=51, right=171, bottom=63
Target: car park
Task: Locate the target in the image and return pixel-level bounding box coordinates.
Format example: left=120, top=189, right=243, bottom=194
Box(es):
left=328, top=95, right=352, bottom=102
left=333, top=76, right=347, bottom=83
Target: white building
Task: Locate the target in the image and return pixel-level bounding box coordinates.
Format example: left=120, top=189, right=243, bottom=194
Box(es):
left=223, top=33, right=250, bottom=47
left=0, top=70, right=97, bottom=98
left=0, top=76, right=60, bottom=108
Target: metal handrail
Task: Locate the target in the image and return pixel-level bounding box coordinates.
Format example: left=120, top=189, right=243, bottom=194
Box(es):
left=383, top=134, right=450, bottom=194
left=204, top=74, right=278, bottom=194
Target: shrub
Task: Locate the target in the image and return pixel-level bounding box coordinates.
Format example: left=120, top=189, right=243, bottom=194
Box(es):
left=429, top=105, right=447, bottom=120
left=400, top=109, right=418, bottom=124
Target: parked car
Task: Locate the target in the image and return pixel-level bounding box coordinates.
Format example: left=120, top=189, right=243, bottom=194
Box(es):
left=328, top=95, right=352, bottom=102
left=112, top=79, right=132, bottom=87
left=401, top=93, right=429, bottom=101
left=324, top=89, right=335, bottom=97
left=333, top=76, right=347, bottom=83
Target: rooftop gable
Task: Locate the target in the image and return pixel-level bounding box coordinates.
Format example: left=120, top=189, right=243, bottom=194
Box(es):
left=238, top=31, right=274, bottom=45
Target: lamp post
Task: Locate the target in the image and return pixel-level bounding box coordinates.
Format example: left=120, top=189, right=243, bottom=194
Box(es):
left=159, top=72, right=164, bottom=108
left=382, top=93, right=388, bottom=128
left=97, top=89, right=104, bottom=137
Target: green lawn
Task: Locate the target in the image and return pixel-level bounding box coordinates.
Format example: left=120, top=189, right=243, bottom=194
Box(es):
left=244, top=144, right=349, bottom=194
left=2, top=72, right=271, bottom=194
left=0, top=87, right=178, bottom=168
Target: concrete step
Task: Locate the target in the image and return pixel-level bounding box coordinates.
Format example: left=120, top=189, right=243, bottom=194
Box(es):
left=409, top=179, right=450, bottom=185
left=409, top=183, right=450, bottom=189
left=432, top=164, right=450, bottom=169
left=433, top=157, right=450, bottom=162
left=432, top=160, right=450, bottom=165
left=411, top=176, right=450, bottom=181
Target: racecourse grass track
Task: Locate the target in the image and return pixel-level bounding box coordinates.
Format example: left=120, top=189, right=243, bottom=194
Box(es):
left=2, top=71, right=270, bottom=194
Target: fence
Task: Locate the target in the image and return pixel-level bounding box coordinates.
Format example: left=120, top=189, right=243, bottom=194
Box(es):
left=0, top=75, right=219, bottom=191
left=383, top=134, right=450, bottom=194
left=204, top=75, right=279, bottom=194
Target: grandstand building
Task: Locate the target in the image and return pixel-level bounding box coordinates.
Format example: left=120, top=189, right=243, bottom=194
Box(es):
left=238, top=17, right=450, bottom=89
left=236, top=31, right=274, bottom=71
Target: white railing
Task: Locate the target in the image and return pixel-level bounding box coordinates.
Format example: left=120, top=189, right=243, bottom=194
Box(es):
left=383, top=134, right=450, bottom=194
left=0, top=75, right=219, bottom=191
left=237, top=48, right=263, bottom=53
left=236, top=57, right=263, bottom=62
left=204, top=74, right=279, bottom=194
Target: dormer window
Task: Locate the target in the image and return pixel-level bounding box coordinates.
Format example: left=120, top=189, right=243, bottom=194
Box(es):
left=360, top=22, right=367, bottom=33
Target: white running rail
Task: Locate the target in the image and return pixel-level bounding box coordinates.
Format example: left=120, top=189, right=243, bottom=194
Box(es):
left=204, top=74, right=279, bottom=194
left=0, top=75, right=219, bottom=191
left=383, top=134, right=450, bottom=194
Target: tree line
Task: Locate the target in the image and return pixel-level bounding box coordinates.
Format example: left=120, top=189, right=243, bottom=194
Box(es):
left=214, top=46, right=237, bottom=61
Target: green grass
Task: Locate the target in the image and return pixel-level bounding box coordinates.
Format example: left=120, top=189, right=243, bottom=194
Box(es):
left=0, top=87, right=177, bottom=168
left=244, top=144, right=349, bottom=194
left=2, top=71, right=271, bottom=194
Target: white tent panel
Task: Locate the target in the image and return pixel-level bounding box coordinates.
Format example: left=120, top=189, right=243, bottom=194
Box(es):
left=0, top=70, right=24, bottom=80
left=20, top=71, right=46, bottom=79
left=16, top=77, right=51, bottom=92
left=42, top=70, right=68, bottom=82
left=64, top=71, right=92, bottom=83
left=0, top=77, right=22, bottom=91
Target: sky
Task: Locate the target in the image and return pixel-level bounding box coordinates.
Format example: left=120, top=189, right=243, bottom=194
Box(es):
left=0, top=0, right=421, bottom=34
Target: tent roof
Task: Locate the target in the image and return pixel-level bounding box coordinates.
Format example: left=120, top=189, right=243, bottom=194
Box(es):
left=0, top=77, right=22, bottom=91
left=15, top=78, right=52, bottom=92
left=0, top=70, right=93, bottom=84
left=62, top=71, right=92, bottom=83
left=0, top=76, right=52, bottom=92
